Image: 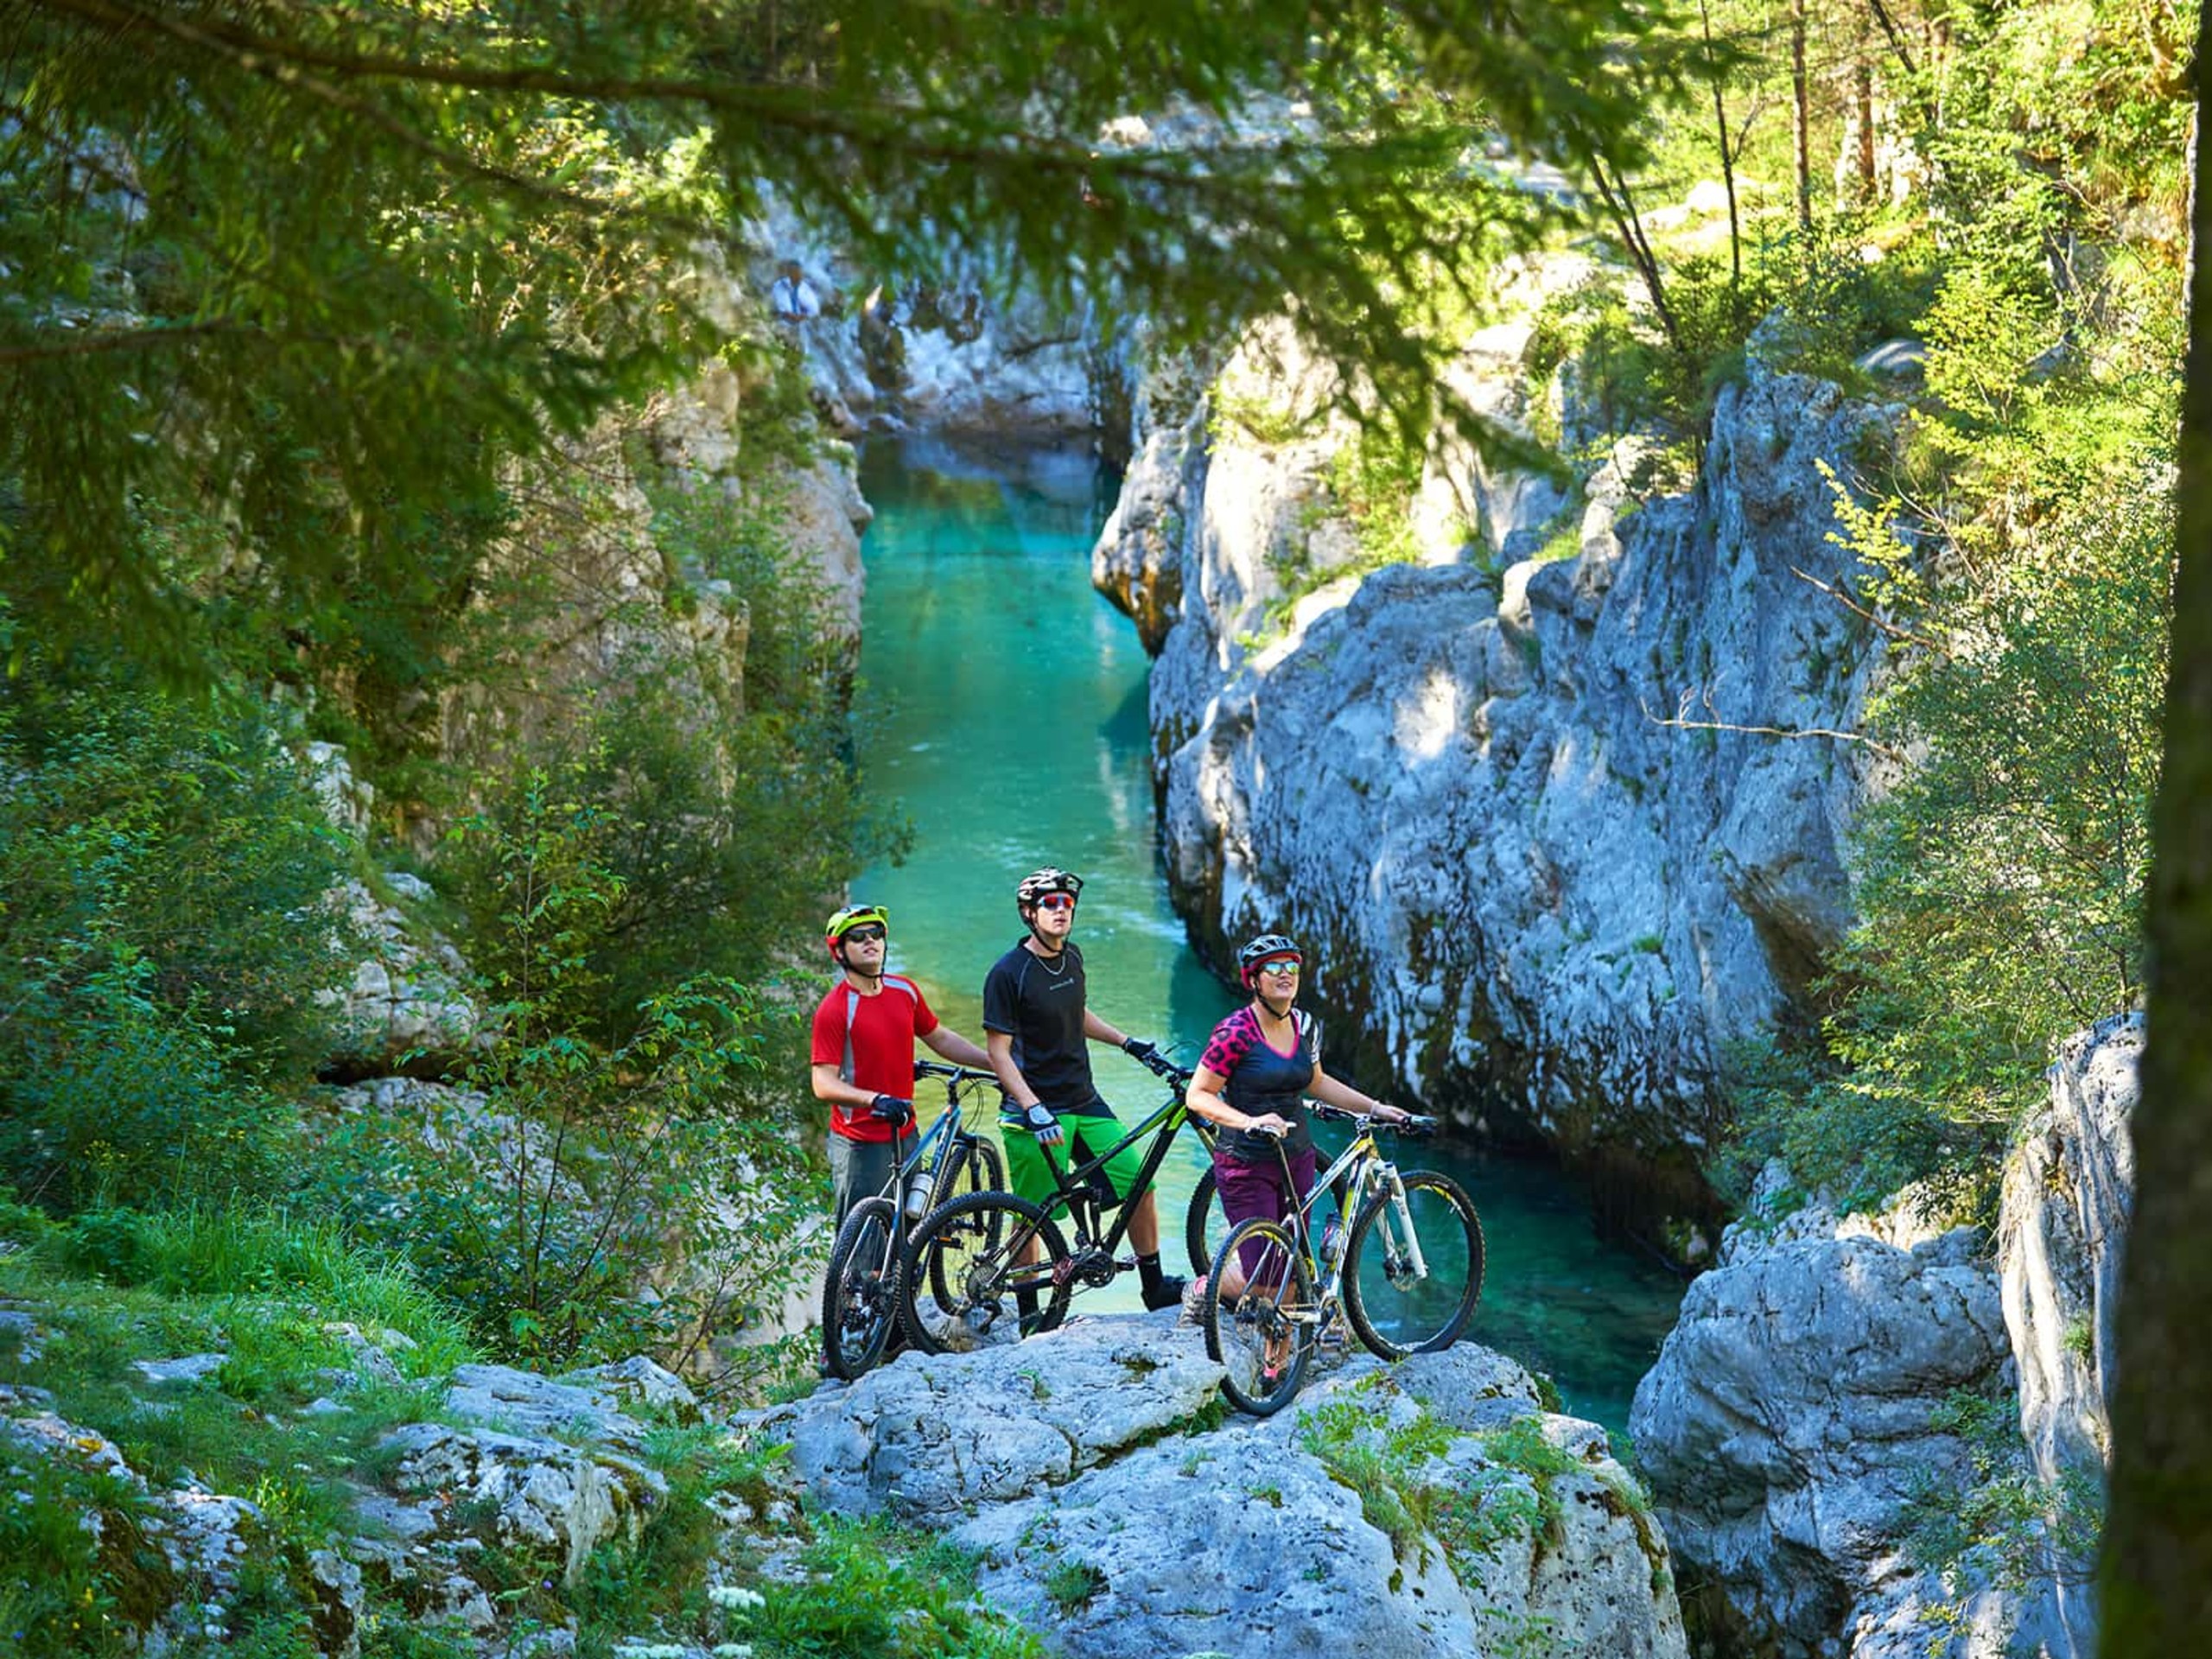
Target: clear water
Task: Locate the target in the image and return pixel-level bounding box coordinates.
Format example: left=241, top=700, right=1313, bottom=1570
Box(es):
left=850, top=435, right=1684, bottom=1437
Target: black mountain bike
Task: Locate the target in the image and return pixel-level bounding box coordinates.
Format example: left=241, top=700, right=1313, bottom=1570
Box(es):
left=897, top=1050, right=1214, bottom=1352
left=1203, top=1102, right=1484, bottom=1415
left=819, top=1060, right=1004, bottom=1380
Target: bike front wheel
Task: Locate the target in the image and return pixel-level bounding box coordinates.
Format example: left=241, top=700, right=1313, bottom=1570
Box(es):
left=1343, top=1169, right=1484, bottom=1359
left=822, top=1197, right=900, bottom=1381
left=899, top=1192, right=1071, bottom=1355
left=1204, top=1218, right=1316, bottom=1416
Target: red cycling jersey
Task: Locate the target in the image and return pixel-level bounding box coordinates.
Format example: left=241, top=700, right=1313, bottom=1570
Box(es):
left=810, top=976, right=939, bottom=1142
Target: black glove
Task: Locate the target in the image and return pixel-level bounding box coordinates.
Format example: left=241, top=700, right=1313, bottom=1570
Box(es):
left=868, top=1094, right=914, bottom=1128
left=1019, top=1102, right=1065, bottom=1147
left=1122, top=1037, right=1160, bottom=1065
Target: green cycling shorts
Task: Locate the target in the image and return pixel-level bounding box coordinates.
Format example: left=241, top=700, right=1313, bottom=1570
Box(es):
left=1000, top=1100, right=1147, bottom=1218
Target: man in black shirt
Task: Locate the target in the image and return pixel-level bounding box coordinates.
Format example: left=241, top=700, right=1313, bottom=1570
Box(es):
left=983, top=867, right=1185, bottom=1312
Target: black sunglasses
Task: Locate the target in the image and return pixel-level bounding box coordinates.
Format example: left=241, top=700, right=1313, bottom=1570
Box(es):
left=842, top=924, right=887, bottom=943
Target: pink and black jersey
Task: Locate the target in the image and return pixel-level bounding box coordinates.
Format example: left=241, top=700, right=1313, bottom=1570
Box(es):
left=1200, top=1004, right=1320, bottom=1162
left=810, top=975, right=938, bottom=1143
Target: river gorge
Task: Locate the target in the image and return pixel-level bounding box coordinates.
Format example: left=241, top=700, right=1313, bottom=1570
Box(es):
left=850, top=434, right=1686, bottom=1435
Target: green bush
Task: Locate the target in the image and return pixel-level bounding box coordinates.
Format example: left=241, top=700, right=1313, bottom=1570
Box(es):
left=49, top=1204, right=471, bottom=1372
left=310, top=780, right=817, bottom=1370
left=0, top=639, right=356, bottom=1213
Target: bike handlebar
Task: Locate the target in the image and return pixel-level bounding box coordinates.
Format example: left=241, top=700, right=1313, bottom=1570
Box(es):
left=915, top=1061, right=994, bottom=1085
left=1307, top=1101, right=1440, bottom=1136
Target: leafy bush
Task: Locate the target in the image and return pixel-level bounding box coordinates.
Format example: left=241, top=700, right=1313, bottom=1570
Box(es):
left=1728, top=449, right=2170, bottom=1213
left=0, top=639, right=356, bottom=1212
left=311, top=779, right=817, bottom=1370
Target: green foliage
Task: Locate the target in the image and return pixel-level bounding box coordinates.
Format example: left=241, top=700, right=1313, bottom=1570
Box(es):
left=1236, top=423, right=1431, bottom=649
left=309, top=779, right=816, bottom=1370
left=0, top=643, right=356, bottom=1213
left=740, top=1513, right=1046, bottom=1659
left=1730, top=450, right=2171, bottom=1211
left=0, top=1236, right=468, bottom=1658
left=2, top=0, right=1661, bottom=679
left=46, top=1204, right=471, bottom=1375
left=1901, top=1386, right=2105, bottom=1597
left=1042, top=1558, right=1109, bottom=1614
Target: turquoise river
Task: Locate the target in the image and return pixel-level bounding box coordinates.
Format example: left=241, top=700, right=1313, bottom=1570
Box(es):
left=851, top=435, right=1684, bottom=1435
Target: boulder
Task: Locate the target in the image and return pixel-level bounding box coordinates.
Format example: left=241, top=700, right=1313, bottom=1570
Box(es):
left=761, top=1313, right=1686, bottom=1659
left=378, top=1421, right=665, bottom=1586
left=761, top=1313, right=1224, bottom=1518
left=1629, top=1170, right=2016, bottom=1656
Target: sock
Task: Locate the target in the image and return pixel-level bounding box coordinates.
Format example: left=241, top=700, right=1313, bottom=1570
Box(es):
left=1015, top=1285, right=1040, bottom=1332
left=1137, top=1251, right=1166, bottom=1294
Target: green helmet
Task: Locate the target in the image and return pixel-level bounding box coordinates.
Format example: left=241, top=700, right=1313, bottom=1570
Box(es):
left=825, top=904, right=889, bottom=964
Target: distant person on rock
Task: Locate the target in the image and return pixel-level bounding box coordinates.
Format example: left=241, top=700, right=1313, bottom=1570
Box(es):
left=1185, top=933, right=1410, bottom=1315
left=769, top=258, right=822, bottom=323
left=810, top=903, right=991, bottom=1228
left=983, top=867, right=1186, bottom=1312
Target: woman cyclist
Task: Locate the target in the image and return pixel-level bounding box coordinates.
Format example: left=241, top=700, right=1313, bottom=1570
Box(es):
left=1185, top=934, right=1410, bottom=1341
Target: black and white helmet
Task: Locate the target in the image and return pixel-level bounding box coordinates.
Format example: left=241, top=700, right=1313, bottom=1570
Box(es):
left=1237, top=932, right=1303, bottom=988
left=1015, top=867, right=1084, bottom=911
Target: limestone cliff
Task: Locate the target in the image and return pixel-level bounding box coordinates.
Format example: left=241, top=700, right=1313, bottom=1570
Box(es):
left=1098, top=312, right=1891, bottom=1206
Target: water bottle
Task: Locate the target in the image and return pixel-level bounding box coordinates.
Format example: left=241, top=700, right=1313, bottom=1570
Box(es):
left=903, top=1169, right=933, bottom=1223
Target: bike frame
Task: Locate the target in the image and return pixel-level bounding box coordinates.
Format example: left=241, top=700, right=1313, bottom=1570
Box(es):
left=1026, top=1072, right=1210, bottom=1263
left=882, top=1061, right=995, bottom=1225
left=1258, top=1105, right=1432, bottom=1297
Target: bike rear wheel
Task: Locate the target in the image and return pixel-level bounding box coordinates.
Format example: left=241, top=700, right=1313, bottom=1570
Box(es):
left=1185, top=1163, right=1226, bottom=1281
left=900, top=1192, right=1071, bottom=1355
left=1343, top=1170, right=1484, bottom=1359
left=821, top=1197, right=900, bottom=1380
left=1204, top=1218, right=1315, bottom=1416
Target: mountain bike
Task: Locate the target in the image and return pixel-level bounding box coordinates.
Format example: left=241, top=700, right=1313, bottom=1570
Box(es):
left=819, top=1060, right=1005, bottom=1380
left=1202, top=1102, right=1484, bottom=1415
left=896, top=1050, right=1215, bottom=1352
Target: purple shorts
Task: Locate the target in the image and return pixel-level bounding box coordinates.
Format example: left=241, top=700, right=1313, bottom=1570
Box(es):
left=1213, top=1146, right=1316, bottom=1287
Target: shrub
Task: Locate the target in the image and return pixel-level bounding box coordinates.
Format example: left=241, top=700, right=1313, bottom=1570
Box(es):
left=0, top=639, right=356, bottom=1212
left=310, top=779, right=817, bottom=1370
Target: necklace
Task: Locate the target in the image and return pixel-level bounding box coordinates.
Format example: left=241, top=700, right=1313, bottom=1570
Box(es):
left=1031, top=941, right=1071, bottom=977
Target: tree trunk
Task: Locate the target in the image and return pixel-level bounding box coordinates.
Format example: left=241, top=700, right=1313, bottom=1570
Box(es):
left=2101, top=20, right=2212, bottom=1647
left=1853, top=27, right=1878, bottom=205
left=1700, top=0, right=1743, bottom=287
left=1793, top=0, right=1814, bottom=229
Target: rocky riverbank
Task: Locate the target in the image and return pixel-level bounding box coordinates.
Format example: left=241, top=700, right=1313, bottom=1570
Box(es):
left=1, top=1241, right=1691, bottom=1659
left=1629, top=1015, right=2133, bottom=1657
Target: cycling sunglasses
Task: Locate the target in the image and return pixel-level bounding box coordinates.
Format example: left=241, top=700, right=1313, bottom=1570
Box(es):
left=1033, top=893, right=1077, bottom=912
left=841, top=924, right=887, bottom=943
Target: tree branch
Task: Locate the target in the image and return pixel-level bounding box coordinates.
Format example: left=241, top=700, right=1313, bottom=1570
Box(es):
left=1787, top=564, right=1948, bottom=652
left=1641, top=687, right=1906, bottom=763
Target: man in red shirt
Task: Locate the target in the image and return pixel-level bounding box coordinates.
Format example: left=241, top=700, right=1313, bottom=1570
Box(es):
left=810, top=903, right=993, bottom=1225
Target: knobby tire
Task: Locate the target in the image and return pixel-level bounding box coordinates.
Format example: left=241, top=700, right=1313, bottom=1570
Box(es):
left=1204, top=1217, right=1315, bottom=1416
left=1342, top=1169, right=1484, bottom=1359
left=822, top=1197, right=900, bottom=1380
left=899, top=1190, right=1071, bottom=1356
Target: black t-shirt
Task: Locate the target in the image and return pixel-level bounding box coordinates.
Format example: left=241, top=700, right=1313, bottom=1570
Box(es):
left=1201, top=1004, right=1321, bottom=1161
left=982, top=938, right=1107, bottom=1116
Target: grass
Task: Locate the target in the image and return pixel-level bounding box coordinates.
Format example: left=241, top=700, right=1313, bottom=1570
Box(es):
left=0, top=1200, right=484, bottom=1657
